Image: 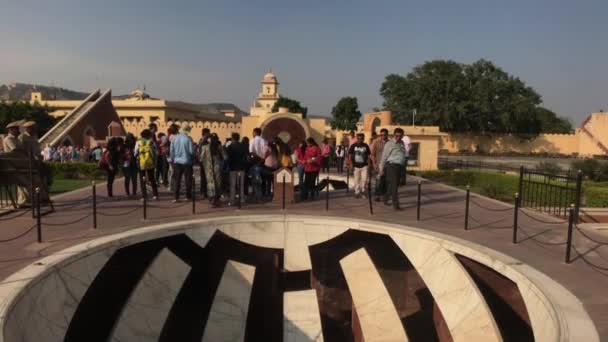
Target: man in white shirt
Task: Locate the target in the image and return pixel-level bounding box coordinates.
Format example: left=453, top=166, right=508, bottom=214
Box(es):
left=401, top=133, right=411, bottom=185
left=249, top=127, right=267, bottom=201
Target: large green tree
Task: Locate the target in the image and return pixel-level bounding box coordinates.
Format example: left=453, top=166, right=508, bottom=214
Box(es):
left=0, top=101, right=57, bottom=136
left=271, top=96, right=308, bottom=118
left=330, top=97, right=361, bottom=130
left=380, top=59, right=572, bottom=135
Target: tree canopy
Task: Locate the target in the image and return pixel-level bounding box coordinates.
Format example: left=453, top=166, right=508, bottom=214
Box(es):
left=330, top=97, right=362, bottom=131
left=0, top=101, right=57, bottom=136
left=380, top=59, right=573, bottom=135
left=271, top=96, right=308, bottom=118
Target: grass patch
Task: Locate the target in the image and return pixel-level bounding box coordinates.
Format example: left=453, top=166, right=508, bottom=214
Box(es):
left=49, top=178, right=92, bottom=195
left=419, top=170, right=519, bottom=203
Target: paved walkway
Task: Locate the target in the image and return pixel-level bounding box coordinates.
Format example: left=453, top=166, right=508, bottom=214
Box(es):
left=1, top=173, right=608, bottom=338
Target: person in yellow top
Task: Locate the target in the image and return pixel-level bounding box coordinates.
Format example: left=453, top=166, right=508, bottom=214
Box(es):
left=18, top=121, right=40, bottom=160
left=274, top=137, right=293, bottom=168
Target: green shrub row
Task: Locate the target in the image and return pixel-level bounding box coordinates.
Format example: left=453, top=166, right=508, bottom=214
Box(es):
left=584, top=187, right=608, bottom=208
left=47, top=162, right=104, bottom=180
left=571, top=159, right=608, bottom=182
left=419, top=170, right=519, bottom=203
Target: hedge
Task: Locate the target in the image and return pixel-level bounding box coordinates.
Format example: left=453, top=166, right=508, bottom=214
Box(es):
left=584, top=187, right=608, bottom=208
left=47, top=162, right=104, bottom=180
left=418, top=170, right=519, bottom=203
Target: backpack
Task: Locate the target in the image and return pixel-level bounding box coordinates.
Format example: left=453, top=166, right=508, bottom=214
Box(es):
left=138, top=139, right=155, bottom=170
left=98, top=150, right=110, bottom=170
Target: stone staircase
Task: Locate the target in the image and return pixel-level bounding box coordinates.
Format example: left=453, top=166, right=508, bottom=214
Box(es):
left=39, top=90, right=101, bottom=146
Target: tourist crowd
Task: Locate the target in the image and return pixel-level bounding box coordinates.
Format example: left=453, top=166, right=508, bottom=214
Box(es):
left=2, top=120, right=411, bottom=210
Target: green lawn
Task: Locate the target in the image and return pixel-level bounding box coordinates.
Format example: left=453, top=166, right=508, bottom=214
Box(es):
left=418, top=170, right=608, bottom=207
left=49, top=178, right=93, bottom=195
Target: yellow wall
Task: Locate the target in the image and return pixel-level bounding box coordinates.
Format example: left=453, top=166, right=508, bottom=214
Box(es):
left=122, top=119, right=242, bottom=143
left=440, top=133, right=580, bottom=155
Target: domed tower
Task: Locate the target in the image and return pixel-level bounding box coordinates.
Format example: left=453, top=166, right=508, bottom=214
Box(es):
left=251, top=70, right=280, bottom=116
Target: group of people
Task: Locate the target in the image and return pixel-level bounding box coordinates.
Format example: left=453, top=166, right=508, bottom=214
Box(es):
left=2, top=119, right=410, bottom=210
left=342, top=128, right=411, bottom=210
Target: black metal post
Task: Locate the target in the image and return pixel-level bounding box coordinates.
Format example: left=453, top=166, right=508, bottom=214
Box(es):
left=35, top=187, right=41, bottom=243
left=346, top=168, right=349, bottom=193
left=464, top=185, right=470, bottom=230
left=92, top=181, right=97, bottom=229
left=517, top=166, right=524, bottom=206
left=573, top=170, right=583, bottom=223
left=282, top=175, right=286, bottom=210
left=191, top=175, right=196, bottom=215
left=142, top=176, right=148, bottom=220
left=325, top=175, right=329, bottom=211
left=512, top=193, right=519, bottom=244
left=417, top=181, right=421, bottom=221
left=368, top=178, right=373, bottom=215
left=565, top=205, right=575, bottom=264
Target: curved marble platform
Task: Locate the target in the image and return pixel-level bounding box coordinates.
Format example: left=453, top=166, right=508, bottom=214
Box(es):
left=0, top=215, right=599, bottom=342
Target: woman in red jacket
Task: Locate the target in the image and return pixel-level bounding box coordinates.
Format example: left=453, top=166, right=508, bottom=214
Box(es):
left=302, top=137, right=321, bottom=200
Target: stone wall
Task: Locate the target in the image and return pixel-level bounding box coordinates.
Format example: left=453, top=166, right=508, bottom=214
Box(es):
left=440, top=133, right=580, bottom=155
left=121, top=119, right=242, bottom=142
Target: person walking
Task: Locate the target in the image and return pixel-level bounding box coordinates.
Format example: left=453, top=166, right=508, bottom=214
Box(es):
left=102, top=138, right=121, bottom=198
left=321, top=138, right=331, bottom=173
left=135, top=129, right=159, bottom=200
left=401, top=132, right=412, bottom=185
left=379, top=128, right=407, bottom=210
left=198, top=128, right=211, bottom=196
left=226, top=132, right=248, bottom=206
left=170, top=125, right=195, bottom=203
left=348, top=133, right=371, bottom=198
left=248, top=127, right=267, bottom=202
left=301, top=137, right=321, bottom=201
left=335, top=144, right=345, bottom=174
left=122, top=133, right=139, bottom=198
left=370, top=128, right=389, bottom=201
left=156, top=132, right=169, bottom=186
left=201, top=134, right=225, bottom=207
left=295, top=141, right=307, bottom=195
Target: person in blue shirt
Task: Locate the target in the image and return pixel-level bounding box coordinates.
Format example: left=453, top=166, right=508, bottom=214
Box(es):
left=169, top=125, right=195, bottom=202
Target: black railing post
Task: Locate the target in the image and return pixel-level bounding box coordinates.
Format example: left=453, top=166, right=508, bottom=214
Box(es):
left=282, top=175, right=286, bottom=210
left=512, top=192, right=519, bottom=244
left=142, top=176, right=148, bottom=220
left=565, top=205, right=575, bottom=264
left=518, top=166, right=524, bottom=206
left=325, top=175, right=330, bottom=211
left=417, top=180, right=421, bottom=221
left=573, top=170, right=583, bottom=223
left=92, top=181, right=97, bottom=229
left=464, top=185, right=470, bottom=230
left=191, top=175, right=196, bottom=215
left=368, top=178, right=373, bottom=215
left=35, top=187, right=42, bottom=243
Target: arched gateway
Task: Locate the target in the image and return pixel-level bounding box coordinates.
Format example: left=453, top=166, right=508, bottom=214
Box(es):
left=261, top=113, right=310, bottom=150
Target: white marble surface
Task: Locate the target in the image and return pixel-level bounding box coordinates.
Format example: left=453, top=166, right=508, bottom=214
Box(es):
left=110, top=248, right=190, bottom=342
left=202, top=260, right=256, bottom=342
left=340, top=247, right=409, bottom=342
left=389, top=233, right=501, bottom=342
left=0, top=215, right=600, bottom=342
left=284, top=290, right=324, bottom=342
left=284, top=221, right=312, bottom=271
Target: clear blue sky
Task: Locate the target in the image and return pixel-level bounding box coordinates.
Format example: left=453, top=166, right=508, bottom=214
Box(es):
left=1, top=0, right=606, bottom=124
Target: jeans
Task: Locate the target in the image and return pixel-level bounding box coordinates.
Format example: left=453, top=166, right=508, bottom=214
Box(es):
left=375, top=173, right=386, bottom=198
left=336, top=157, right=344, bottom=173
left=302, top=171, right=319, bottom=200
left=229, top=171, right=246, bottom=204
left=321, top=156, right=330, bottom=173
left=156, top=157, right=169, bottom=185
left=353, top=166, right=369, bottom=195
left=400, top=157, right=409, bottom=185
left=297, top=165, right=305, bottom=191
left=140, top=169, right=158, bottom=197
left=173, top=163, right=193, bottom=200
left=199, top=162, right=207, bottom=196
left=123, top=166, right=138, bottom=196
left=106, top=167, right=117, bottom=197
left=385, top=163, right=403, bottom=208
left=249, top=165, right=264, bottom=201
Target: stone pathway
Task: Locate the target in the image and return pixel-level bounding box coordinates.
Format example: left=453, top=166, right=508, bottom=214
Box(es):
left=1, top=173, right=608, bottom=338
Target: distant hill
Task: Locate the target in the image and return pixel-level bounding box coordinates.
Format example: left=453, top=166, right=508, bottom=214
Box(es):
left=0, top=83, right=88, bottom=101
left=0, top=83, right=249, bottom=120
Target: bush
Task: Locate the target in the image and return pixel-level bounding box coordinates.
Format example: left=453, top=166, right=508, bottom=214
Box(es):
left=571, top=159, right=608, bottom=181
left=536, top=161, right=562, bottom=175
left=47, top=162, right=104, bottom=180
left=584, top=187, right=608, bottom=208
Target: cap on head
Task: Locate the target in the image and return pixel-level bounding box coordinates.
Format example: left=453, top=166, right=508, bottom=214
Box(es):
left=6, top=121, right=20, bottom=129
left=23, top=121, right=36, bottom=128
left=180, top=125, right=192, bottom=133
